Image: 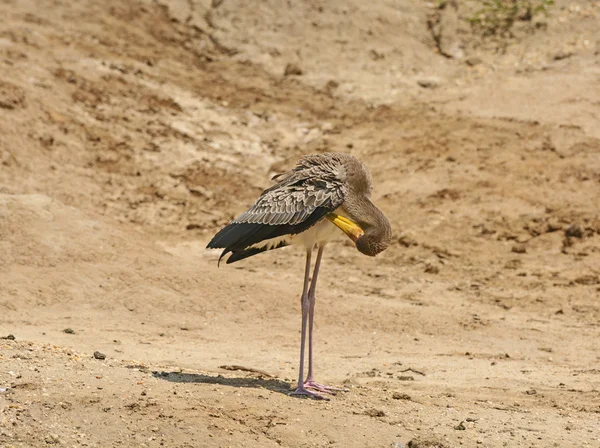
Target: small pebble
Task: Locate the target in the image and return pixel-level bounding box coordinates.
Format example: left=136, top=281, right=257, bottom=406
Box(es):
left=398, top=235, right=418, bottom=247
left=93, top=351, right=106, bottom=360
left=565, top=224, right=583, bottom=238
left=365, top=408, right=385, bottom=417
left=465, top=56, right=482, bottom=66
left=424, top=264, right=439, bottom=274
left=417, top=77, right=442, bottom=88
left=512, top=244, right=526, bottom=254
left=553, top=50, right=574, bottom=61
left=454, top=421, right=466, bottom=430
left=284, top=63, right=303, bottom=76
left=45, top=434, right=61, bottom=445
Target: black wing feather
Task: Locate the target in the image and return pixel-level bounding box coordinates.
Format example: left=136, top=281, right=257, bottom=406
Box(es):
left=211, top=205, right=332, bottom=264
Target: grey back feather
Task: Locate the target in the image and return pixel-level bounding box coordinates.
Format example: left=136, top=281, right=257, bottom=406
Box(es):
left=233, top=154, right=349, bottom=226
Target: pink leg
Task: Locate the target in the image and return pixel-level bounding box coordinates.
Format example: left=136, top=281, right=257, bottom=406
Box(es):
left=289, top=249, right=328, bottom=400
left=304, top=245, right=348, bottom=395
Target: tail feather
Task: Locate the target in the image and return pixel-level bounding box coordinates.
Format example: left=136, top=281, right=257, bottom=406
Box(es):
left=225, top=240, right=289, bottom=264
left=207, top=206, right=330, bottom=264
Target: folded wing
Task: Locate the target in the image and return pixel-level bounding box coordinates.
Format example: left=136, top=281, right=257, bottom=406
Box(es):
left=207, top=156, right=348, bottom=264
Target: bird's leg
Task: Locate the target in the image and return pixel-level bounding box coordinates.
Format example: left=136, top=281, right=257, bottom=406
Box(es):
left=289, top=249, right=327, bottom=400
left=305, top=245, right=323, bottom=384
left=304, top=245, right=348, bottom=394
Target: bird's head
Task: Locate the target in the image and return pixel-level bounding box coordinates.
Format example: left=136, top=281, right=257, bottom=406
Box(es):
left=327, top=154, right=392, bottom=256
left=355, top=223, right=392, bottom=256
left=327, top=209, right=392, bottom=257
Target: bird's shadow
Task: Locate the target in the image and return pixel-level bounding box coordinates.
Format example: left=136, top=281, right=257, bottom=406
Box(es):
left=152, top=370, right=292, bottom=395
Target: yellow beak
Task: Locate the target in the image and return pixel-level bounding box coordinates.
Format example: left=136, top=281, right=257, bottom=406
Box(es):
left=326, top=213, right=364, bottom=242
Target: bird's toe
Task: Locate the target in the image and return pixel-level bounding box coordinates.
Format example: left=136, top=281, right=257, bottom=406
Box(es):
left=289, top=386, right=329, bottom=401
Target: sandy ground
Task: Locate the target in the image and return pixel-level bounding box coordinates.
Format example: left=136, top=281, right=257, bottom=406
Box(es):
left=1, top=0, right=600, bottom=447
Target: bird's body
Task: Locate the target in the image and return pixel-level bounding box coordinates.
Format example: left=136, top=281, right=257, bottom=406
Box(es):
left=289, top=212, right=342, bottom=248
left=249, top=207, right=344, bottom=252
left=207, top=152, right=391, bottom=399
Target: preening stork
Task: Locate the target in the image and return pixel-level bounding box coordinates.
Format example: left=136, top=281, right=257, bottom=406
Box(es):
left=207, top=152, right=392, bottom=399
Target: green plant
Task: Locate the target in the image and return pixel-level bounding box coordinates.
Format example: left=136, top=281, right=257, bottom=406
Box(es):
left=468, top=0, right=554, bottom=37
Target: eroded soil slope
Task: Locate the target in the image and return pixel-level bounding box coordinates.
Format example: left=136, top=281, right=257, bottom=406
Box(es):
left=1, top=1, right=599, bottom=447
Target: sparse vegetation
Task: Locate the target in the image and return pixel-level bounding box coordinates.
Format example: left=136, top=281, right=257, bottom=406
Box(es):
left=469, top=0, right=554, bottom=37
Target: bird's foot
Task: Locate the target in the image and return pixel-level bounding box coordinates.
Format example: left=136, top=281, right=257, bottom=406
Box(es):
left=289, top=386, right=329, bottom=401
left=304, top=379, right=348, bottom=394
